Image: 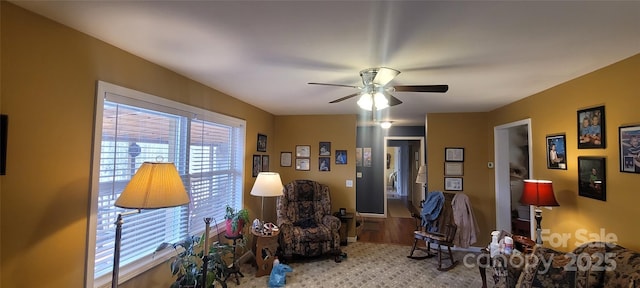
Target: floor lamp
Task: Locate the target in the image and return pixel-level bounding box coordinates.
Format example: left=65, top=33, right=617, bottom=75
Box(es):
left=520, top=179, right=559, bottom=245
left=112, top=162, right=190, bottom=288
left=250, top=172, right=284, bottom=227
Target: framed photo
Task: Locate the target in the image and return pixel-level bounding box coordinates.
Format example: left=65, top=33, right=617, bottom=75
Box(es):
left=444, top=162, right=464, bottom=176
left=252, top=155, right=262, bottom=177
left=280, top=152, right=292, bottom=167
left=296, top=145, right=310, bottom=157
left=445, top=147, right=464, bottom=162
left=295, top=158, right=310, bottom=171
left=319, top=141, right=331, bottom=156
left=578, top=156, right=606, bottom=201
left=444, top=177, right=463, bottom=191
left=262, top=155, right=269, bottom=172
left=335, top=150, right=347, bottom=164
left=257, top=133, right=267, bottom=152
left=546, top=134, right=567, bottom=170
left=578, top=106, right=605, bottom=149
left=355, top=148, right=363, bottom=167
left=619, top=125, right=640, bottom=173
left=319, top=157, right=331, bottom=171
left=363, top=147, right=372, bottom=167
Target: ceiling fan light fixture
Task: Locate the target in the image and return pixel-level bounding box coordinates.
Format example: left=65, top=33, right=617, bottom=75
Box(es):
left=357, top=93, right=373, bottom=111
left=380, top=121, right=392, bottom=129
left=373, top=92, right=389, bottom=110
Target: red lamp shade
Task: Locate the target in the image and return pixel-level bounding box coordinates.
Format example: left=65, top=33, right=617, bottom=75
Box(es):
left=521, top=179, right=559, bottom=207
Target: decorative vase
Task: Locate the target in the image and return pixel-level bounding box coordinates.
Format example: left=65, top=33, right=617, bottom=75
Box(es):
left=225, top=219, right=244, bottom=237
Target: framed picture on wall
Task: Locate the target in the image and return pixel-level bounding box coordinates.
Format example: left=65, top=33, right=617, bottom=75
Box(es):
left=578, top=156, right=606, bottom=201
left=445, top=147, right=464, bottom=162
left=252, top=155, right=262, bottom=177
left=262, top=155, right=269, bottom=172
left=296, top=158, right=310, bottom=171
left=335, top=150, right=347, bottom=164
left=319, top=141, right=331, bottom=156
left=577, top=106, right=605, bottom=149
left=296, top=145, right=310, bottom=157
left=257, top=133, right=267, bottom=152
left=319, top=157, right=330, bottom=171
left=619, top=124, right=640, bottom=173
left=280, top=152, right=292, bottom=167
left=444, top=177, right=463, bottom=191
left=444, top=162, right=463, bottom=176
left=546, top=134, right=567, bottom=170
left=355, top=148, right=363, bottom=167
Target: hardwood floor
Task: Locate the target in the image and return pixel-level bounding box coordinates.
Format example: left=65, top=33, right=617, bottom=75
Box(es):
left=356, top=198, right=419, bottom=246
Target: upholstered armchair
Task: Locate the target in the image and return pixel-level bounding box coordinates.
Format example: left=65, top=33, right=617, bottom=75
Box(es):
left=276, top=180, right=341, bottom=259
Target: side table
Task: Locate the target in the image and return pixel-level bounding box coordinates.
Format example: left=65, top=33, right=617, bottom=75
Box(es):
left=334, top=212, right=353, bottom=246
left=223, top=234, right=244, bottom=285
left=251, top=229, right=280, bottom=277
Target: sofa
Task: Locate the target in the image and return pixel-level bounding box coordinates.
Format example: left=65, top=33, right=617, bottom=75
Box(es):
left=276, top=180, right=341, bottom=259
left=499, top=241, right=640, bottom=287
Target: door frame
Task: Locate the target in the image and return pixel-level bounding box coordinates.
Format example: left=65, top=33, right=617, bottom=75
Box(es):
left=380, top=136, right=425, bottom=218
left=493, top=118, right=534, bottom=236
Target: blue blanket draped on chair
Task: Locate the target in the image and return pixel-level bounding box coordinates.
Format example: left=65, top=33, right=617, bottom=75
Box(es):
left=421, top=191, right=444, bottom=232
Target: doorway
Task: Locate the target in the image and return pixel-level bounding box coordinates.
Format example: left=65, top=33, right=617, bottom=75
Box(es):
left=383, top=136, right=425, bottom=217
left=493, top=119, right=534, bottom=237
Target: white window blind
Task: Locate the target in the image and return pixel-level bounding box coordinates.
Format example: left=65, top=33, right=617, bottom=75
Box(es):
left=88, top=81, right=245, bottom=287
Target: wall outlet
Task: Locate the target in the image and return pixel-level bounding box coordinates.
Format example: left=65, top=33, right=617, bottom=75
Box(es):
left=356, top=172, right=362, bottom=178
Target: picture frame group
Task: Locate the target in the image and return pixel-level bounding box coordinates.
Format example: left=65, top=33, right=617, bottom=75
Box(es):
left=444, top=147, right=464, bottom=191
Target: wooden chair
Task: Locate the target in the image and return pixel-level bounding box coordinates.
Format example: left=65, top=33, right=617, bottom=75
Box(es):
left=407, top=192, right=459, bottom=271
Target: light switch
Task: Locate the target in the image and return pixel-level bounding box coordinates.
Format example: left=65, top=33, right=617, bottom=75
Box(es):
left=356, top=172, right=362, bottom=178
left=346, top=180, right=353, bottom=187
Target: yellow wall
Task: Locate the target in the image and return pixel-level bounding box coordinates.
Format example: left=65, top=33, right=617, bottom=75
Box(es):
left=488, top=54, right=640, bottom=252
left=426, top=54, right=640, bottom=251
left=0, top=3, right=275, bottom=287
left=426, top=112, right=494, bottom=247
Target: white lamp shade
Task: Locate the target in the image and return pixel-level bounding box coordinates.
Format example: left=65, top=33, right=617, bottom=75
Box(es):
left=416, top=165, right=427, bottom=184
left=115, top=162, right=190, bottom=209
left=250, top=172, right=284, bottom=197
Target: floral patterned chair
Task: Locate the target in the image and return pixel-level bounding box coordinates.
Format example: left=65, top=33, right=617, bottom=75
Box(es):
left=276, top=180, right=341, bottom=260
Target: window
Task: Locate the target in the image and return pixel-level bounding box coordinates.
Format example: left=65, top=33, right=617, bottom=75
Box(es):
left=87, top=81, right=245, bottom=287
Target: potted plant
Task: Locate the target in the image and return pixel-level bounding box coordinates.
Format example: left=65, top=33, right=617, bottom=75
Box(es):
left=224, top=205, right=249, bottom=237
left=161, top=235, right=232, bottom=288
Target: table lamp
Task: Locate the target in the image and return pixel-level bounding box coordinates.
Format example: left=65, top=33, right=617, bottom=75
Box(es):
left=112, top=162, right=190, bottom=288
left=250, top=172, right=284, bottom=227
left=520, top=179, right=559, bottom=245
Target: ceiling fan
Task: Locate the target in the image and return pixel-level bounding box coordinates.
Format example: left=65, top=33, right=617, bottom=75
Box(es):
left=308, top=67, right=448, bottom=110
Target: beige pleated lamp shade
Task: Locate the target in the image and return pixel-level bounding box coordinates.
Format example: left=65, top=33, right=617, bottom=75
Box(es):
left=250, top=172, right=284, bottom=197
left=115, top=162, right=190, bottom=209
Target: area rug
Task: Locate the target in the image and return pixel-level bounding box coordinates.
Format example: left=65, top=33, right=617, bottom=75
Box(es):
left=235, top=242, right=485, bottom=287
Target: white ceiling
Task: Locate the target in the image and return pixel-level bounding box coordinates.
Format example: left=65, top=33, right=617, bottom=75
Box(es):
left=12, top=1, right=640, bottom=126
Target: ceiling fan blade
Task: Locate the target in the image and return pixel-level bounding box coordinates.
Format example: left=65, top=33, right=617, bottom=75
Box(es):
left=329, top=93, right=360, bottom=103
left=308, top=82, right=359, bottom=89
left=394, top=85, right=449, bottom=93
left=372, top=67, right=400, bottom=86
left=388, top=94, right=403, bottom=106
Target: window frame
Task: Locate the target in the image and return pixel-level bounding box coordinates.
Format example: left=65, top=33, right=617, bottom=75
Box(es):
left=87, top=81, right=246, bottom=287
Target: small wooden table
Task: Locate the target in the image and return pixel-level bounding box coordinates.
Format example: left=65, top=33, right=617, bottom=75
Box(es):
left=334, top=212, right=354, bottom=246
left=251, top=229, right=280, bottom=277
